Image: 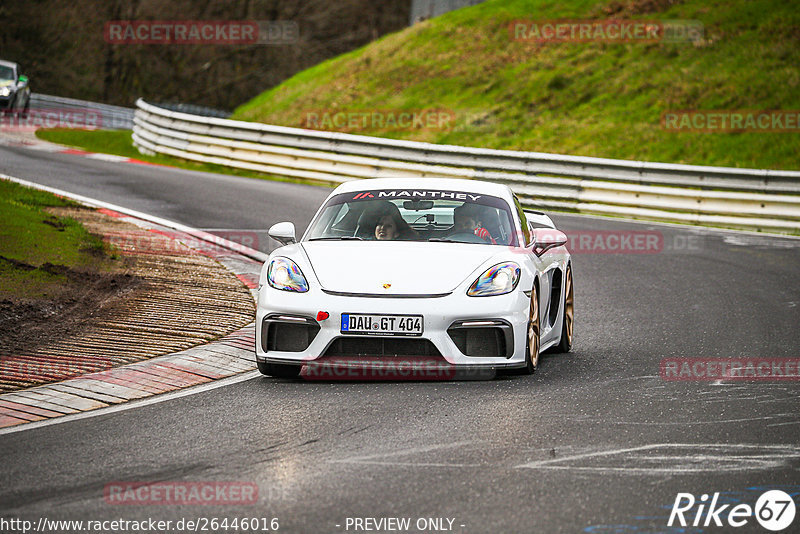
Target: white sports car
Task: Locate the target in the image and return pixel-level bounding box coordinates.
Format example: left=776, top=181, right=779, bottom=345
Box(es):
left=256, top=178, right=573, bottom=379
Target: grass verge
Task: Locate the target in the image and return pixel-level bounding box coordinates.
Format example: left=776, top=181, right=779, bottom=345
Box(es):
left=0, top=178, right=117, bottom=300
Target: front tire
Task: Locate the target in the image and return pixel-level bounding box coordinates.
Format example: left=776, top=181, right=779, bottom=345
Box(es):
left=524, top=283, right=541, bottom=374
left=505, top=283, right=540, bottom=376
left=257, top=360, right=301, bottom=378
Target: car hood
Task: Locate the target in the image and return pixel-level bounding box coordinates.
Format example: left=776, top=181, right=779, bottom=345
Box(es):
left=300, top=241, right=500, bottom=295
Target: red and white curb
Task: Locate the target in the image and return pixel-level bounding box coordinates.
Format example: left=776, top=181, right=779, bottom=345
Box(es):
left=0, top=174, right=268, bottom=433
left=0, top=325, right=256, bottom=427
left=0, top=134, right=159, bottom=167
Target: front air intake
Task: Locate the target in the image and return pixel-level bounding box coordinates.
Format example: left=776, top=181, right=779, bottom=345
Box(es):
left=448, top=320, right=513, bottom=358
left=322, top=337, right=442, bottom=358
left=262, top=315, right=320, bottom=352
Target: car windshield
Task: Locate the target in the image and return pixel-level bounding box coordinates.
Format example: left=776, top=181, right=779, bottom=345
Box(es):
left=0, top=66, right=14, bottom=82
left=305, top=189, right=519, bottom=246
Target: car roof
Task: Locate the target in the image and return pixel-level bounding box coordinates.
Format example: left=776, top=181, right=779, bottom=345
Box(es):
left=331, top=178, right=514, bottom=201
left=0, top=60, right=18, bottom=69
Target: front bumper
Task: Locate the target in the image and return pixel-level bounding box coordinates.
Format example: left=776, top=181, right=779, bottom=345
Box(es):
left=255, top=285, right=530, bottom=369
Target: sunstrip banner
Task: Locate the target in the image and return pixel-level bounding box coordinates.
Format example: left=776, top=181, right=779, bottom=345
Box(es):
left=349, top=191, right=483, bottom=202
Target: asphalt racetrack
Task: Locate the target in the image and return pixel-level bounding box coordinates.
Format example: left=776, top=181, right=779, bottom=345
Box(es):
left=1, top=143, right=799, bottom=533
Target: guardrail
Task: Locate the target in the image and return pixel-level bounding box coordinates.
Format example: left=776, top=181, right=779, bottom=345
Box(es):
left=31, top=94, right=135, bottom=130
left=149, top=102, right=230, bottom=119
left=132, top=98, right=800, bottom=234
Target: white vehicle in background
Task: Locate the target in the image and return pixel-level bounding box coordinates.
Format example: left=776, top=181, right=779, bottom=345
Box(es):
left=0, top=60, right=30, bottom=116
left=256, top=178, right=573, bottom=379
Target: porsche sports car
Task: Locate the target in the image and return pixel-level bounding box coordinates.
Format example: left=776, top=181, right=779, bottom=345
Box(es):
left=256, top=178, right=573, bottom=379
left=0, top=60, right=30, bottom=116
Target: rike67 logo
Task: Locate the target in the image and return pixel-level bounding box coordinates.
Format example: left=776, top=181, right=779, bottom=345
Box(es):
left=669, top=490, right=796, bottom=531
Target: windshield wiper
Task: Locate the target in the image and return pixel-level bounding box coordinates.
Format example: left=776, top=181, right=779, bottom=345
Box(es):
left=308, top=236, right=364, bottom=241
left=429, top=237, right=491, bottom=244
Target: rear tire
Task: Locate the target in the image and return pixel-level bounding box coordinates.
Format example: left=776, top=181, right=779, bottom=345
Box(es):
left=553, top=264, right=574, bottom=354
left=257, top=360, right=301, bottom=378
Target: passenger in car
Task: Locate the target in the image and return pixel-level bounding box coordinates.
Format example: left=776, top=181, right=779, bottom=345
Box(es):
left=452, top=203, right=496, bottom=244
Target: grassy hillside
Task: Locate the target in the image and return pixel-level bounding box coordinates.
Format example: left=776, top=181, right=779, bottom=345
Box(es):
left=232, top=0, right=800, bottom=170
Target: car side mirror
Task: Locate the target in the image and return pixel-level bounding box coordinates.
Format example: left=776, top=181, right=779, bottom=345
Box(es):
left=268, top=222, right=296, bottom=246
left=531, top=229, right=567, bottom=257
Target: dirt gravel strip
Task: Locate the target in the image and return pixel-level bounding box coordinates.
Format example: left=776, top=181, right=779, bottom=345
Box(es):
left=0, top=175, right=266, bottom=429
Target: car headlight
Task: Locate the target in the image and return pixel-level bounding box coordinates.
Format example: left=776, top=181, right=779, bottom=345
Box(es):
left=267, top=257, right=309, bottom=293
left=0, top=87, right=10, bottom=97
left=467, top=262, right=520, bottom=296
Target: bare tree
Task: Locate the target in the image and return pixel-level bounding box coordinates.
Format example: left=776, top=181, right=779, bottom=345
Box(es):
left=3, top=0, right=411, bottom=109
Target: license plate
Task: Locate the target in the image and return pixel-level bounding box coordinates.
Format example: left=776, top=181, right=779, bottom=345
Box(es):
left=340, top=313, right=423, bottom=336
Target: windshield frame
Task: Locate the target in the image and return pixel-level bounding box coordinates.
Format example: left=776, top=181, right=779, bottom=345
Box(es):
left=302, top=188, right=520, bottom=247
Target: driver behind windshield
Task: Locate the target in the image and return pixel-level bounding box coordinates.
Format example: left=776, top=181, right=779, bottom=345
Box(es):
left=374, top=214, right=399, bottom=240
left=451, top=203, right=496, bottom=244
left=360, top=201, right=419, bottom=241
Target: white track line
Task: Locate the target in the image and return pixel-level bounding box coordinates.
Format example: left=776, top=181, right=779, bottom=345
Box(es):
left=0, top=371, right=261, bottom=436
left=515, top=443, right=800, bottom=469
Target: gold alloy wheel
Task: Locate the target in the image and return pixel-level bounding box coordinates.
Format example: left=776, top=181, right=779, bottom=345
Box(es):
left=564, top=265, right=574, bottom=348
left=527, top=285, right=540, bottom=371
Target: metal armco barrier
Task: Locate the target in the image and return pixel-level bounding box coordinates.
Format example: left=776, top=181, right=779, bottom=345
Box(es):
left=31, top=94, right=135, bottom=130
left=132, top=99, right=800, bottom=234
